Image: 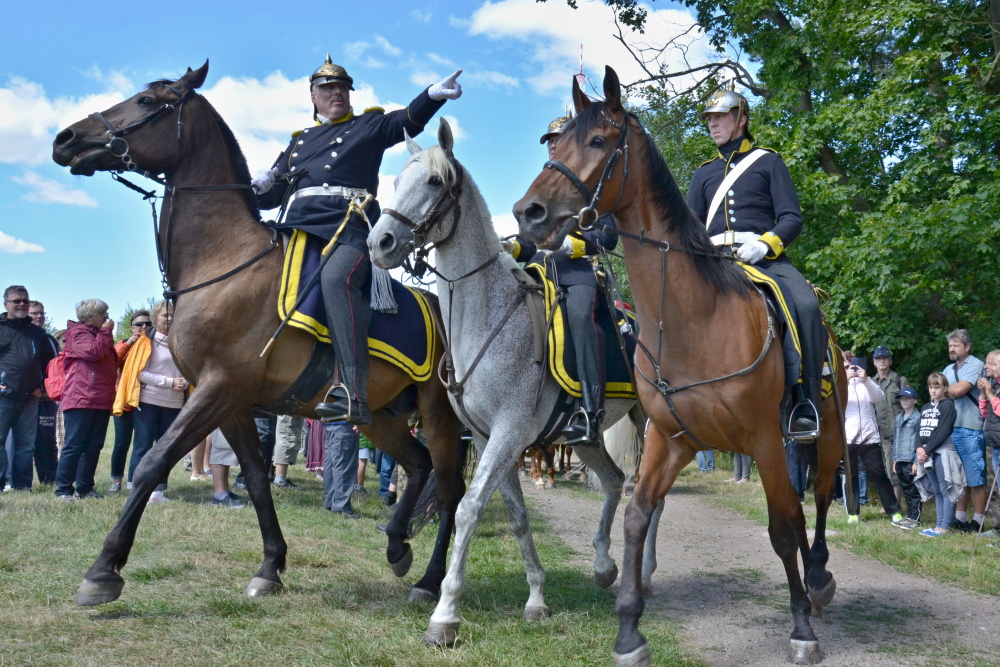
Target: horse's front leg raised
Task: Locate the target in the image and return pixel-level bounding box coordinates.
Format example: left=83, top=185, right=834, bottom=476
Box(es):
left=75, top=390, right=232, bottom=606
left=221, top=412, right=288, bottom=598
left=573, top=443, right=625, bottom=588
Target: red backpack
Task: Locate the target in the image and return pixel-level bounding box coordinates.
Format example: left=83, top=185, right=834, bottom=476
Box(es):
left=44, top=352, right=68, bottom=401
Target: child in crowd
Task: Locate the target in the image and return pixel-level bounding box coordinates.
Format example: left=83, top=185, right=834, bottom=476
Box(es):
left=976, top=349, right=1000, bottom=547
left=915, top=373, right=964, bottom=537
left=891, top=386, right=922, bottom=529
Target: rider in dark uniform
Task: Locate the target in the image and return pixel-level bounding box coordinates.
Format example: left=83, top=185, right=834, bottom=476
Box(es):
left=506, top=116, right=619, bottom=446
left=687, top=89, right=824, bottom=441
left=255, top=55, right=462, bottom=425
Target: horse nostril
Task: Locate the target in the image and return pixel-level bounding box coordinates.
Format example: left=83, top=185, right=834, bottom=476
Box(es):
left=54, top=128, right=75, bottom=147
left=524, top=202, right=547, bottom=224
left=378, top=233, right=396, bottom=255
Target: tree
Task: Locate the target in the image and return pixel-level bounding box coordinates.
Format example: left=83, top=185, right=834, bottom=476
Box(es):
left=115, top=297, right=160, bottom=342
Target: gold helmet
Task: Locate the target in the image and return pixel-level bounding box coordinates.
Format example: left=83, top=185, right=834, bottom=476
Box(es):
left=697, top=89, right=749, bottom=120
left=540, top=115, right=571, bottom=144
left=310, top=54, right=355, bottom=90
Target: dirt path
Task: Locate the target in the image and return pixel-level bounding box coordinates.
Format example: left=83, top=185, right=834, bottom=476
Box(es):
left=523, top=473, right=1000, bottom=666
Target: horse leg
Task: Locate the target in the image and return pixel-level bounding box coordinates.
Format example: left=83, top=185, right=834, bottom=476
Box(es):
left=755, top=442, right=822, bottom=664
left=498, top=467, right=549, bottom=620
left=613, top=427, right=694, bottom=667
left=544, top=445, right=557, bottom=489
left=640, top=498, right=665, bottom=597
left=75, top=388, right=239, bottom=606
left=805, top=401, right=843, bottom=615
left=573, top=444, right=626, bottom=588
left=424, top=432, right=525, bottom=646
left=220, top=413, right=288, bottom=598
left=531, top=450, right=544, bottom=488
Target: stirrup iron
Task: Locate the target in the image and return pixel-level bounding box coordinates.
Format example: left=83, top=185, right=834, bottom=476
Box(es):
left=787, top=398, right=819, bottom=443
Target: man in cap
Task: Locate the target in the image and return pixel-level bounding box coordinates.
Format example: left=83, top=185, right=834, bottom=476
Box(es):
left=503, top=115, right=619, bottom=445
left=872, top=345, right=908, bottom=504
left=687, top=88, right=824, bottom=441
left=254, top=56, right=462, bottom=425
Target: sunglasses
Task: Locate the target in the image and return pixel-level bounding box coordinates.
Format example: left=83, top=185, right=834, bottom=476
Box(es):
left=132, top=321, right=153, bottom=328
left=6, top=299, right=29, bottom=305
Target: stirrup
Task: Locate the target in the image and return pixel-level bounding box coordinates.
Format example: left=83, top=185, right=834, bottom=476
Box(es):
left=787, top=399, right=819, bottom=443
left=316, top=383, right=370, bottom=425
left=561, top=407, right=601, bottom=447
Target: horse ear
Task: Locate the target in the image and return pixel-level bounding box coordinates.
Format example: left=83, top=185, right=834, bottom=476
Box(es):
left=184, top=60, right=210, bottom=90
left=573, top=77, right=590, bottom=113
left=437, top=117, right=454, bottom=155
left=603, top=65, right=623, bottom=114
left=404, top=129, right=422, bottom=155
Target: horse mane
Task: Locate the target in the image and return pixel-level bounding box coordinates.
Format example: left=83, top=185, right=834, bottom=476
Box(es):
left=570, top=103, right=750, bottom=297
left=146, top=80, right=261, bottom=222
left=422, top=145, right=459, bottom=190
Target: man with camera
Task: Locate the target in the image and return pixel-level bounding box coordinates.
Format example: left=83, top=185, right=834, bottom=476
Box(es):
left=0, top=285, right=57, bottom=491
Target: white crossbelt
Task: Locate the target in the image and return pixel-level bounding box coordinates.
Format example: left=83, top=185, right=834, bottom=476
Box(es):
left=287, top=186, right=369, bottom=208
left=709, top=231, right=759, bottom=246
left=704, top=148, right=768, bottom=235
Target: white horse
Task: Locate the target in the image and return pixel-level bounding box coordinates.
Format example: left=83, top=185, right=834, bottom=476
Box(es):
left=369, top=118, right=661, bottom=646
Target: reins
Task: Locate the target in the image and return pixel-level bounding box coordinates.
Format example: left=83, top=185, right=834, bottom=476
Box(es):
left=93, top=84, right=278, bottom=302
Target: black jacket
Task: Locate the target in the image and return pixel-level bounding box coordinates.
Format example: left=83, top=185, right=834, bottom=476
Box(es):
left=512, top=215, right=619, bottom=288
left=0, top=314, right=56, bottom=399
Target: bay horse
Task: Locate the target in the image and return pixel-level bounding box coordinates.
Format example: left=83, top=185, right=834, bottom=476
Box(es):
left=50, top=62, right=466, bottom=605
left=368, top=119, right=654, bottom=646
left=513, top=66, right=846, bottom=666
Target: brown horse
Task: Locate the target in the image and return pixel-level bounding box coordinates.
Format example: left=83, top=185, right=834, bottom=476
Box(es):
left=514, top=66, right=846, bottom=666
left=51, top=62, right=465, bottom=605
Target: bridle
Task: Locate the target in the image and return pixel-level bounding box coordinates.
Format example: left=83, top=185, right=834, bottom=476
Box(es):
left=87, top=82, right=276, bottom=301
left=542, top=110, right=630, bottom=230
left=381, top=154, right=465, bottom=252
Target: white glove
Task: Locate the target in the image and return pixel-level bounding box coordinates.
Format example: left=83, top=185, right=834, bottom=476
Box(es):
left=736, top=240, right=769, bottom=264
left=500, top=239, right=515, bottom=254
left=252, top=167, right=281, bottom=194
left=428, top=70, right=463, bottom=101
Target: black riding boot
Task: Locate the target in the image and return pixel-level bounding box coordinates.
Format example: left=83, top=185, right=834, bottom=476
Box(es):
left=562, top=382, right=605, bottom=446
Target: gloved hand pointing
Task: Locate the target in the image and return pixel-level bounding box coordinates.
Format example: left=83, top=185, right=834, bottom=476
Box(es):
left=429, top=70, right=463, bottom=101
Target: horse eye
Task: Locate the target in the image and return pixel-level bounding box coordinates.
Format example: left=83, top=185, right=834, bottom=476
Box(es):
left=428, top=175, right=443, bottom=186
left=589, top=135, right=606, bottom=148
left=137, top=97, right=153, bottom=107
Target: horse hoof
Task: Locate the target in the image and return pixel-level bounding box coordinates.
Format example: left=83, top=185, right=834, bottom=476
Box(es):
left=423, top=621, right=460, bottom=647
left=595, top=562, right=619, bottom=589
left=408, top=587, right=438, bottom=603
left=544, top=481, right=556, bottom=490
left=523, top=605, right=549, bottom=621
left=390, top=546, right=414, bottom=577
left=641, top=583, right=653, bottom=598
left=245, top=576, right=283, bottom=598
left=614, top=643, right=651, bottom=667
left=789, top=639, right=823, bottom=664
left=74, top=578, right=124, bottom=606
left=808, top=576, right=836, bottom=615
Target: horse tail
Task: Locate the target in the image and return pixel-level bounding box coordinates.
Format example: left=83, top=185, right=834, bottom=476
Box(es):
left=586, top=414, right=642, bottom=492
left=409, top=431, right=475, bottom=537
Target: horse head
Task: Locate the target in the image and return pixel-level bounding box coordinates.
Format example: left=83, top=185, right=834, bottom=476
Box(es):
left=369, top=117, right=462, bottom=269
left=513, top=65, right=633, bottom=248
left=52, top=61, right=210, bottom=177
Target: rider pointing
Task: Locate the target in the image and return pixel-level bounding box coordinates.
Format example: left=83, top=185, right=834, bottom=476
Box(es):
left=687, top=89, right=824, bottom=440
left=254, top=55, right=462, bottom=425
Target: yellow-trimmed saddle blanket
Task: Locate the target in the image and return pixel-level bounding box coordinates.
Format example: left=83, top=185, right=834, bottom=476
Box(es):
left=278, top=229, right=435, bottom=383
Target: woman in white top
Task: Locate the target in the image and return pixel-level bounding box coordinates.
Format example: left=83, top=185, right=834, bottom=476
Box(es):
left=843, top=352, right=902, bottom=524
left=129, top=301, right=188, bottom=503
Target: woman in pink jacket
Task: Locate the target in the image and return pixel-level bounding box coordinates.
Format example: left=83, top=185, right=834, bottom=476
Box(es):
left=55, top=299, right=118, bottom=501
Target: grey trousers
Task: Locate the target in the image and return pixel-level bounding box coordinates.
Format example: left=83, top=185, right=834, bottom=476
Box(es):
left=322, top=421, right=359, bottom=512
left=321, top=244, right=372, bottom=403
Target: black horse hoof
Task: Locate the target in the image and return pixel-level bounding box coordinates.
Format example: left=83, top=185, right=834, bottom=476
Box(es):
left=613, top=643, right=651, bottom=667
left=408, top=587, right=438, bottom=603
left=390, top=546, right=414, bottom=577
left=423, top=620, right=459, bottom=647
left=789, top=639, right=823, bottom=664
left=245, top=576, right=283, bottom=597
left=808, top=576, right=836, bottom=615
left=595, top=562, right=619, bottom=589
left=522, top=604, right=549, bottom=621
left=75, top=577, right=124, bottom=606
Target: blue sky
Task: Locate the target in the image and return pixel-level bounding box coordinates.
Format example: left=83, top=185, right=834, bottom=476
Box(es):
left=0, top=0, right=717, bottom=326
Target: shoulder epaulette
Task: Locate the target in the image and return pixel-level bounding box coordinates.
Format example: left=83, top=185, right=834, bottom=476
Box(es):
left=363, top=106, right=385, bottom=115
left=291, top=129, right=303, bottom=139
left=697, top=157, right=718, bottom=168
left=755, top=146, right=779, bottom=154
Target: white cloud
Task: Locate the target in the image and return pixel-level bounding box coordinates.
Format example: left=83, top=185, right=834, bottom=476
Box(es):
left=411, top=9, right=432, bottom=23
left=428, top=53, right=458, bottom=69
left=466, top=0, right=709, bottom=97
left=374, top=35, right=403, bottom=58
left=463, top=70, right=519, bottom=89
left=13, top=171, right=98, bottom=207
left=492, top=212, right=518, bottom=238
left=0, top=230, right=44, bottom=253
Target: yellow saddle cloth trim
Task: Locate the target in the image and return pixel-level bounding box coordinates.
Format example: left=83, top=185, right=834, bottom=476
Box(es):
left=738, top=262, right=802, bottom=359
left=528, top=261, right=636, bottom=400
left=277, top=229, right=435, bottom=383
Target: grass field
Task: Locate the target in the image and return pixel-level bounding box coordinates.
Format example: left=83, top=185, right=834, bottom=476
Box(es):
left=0, top=439, right=702, bottom=667
left=681, top=453, right=1000, bottom=597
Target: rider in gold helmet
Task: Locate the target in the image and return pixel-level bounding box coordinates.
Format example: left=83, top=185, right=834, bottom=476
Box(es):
left=688, top=87, right=824, bottom=442
left=254, top=54, right=463, bottom=425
